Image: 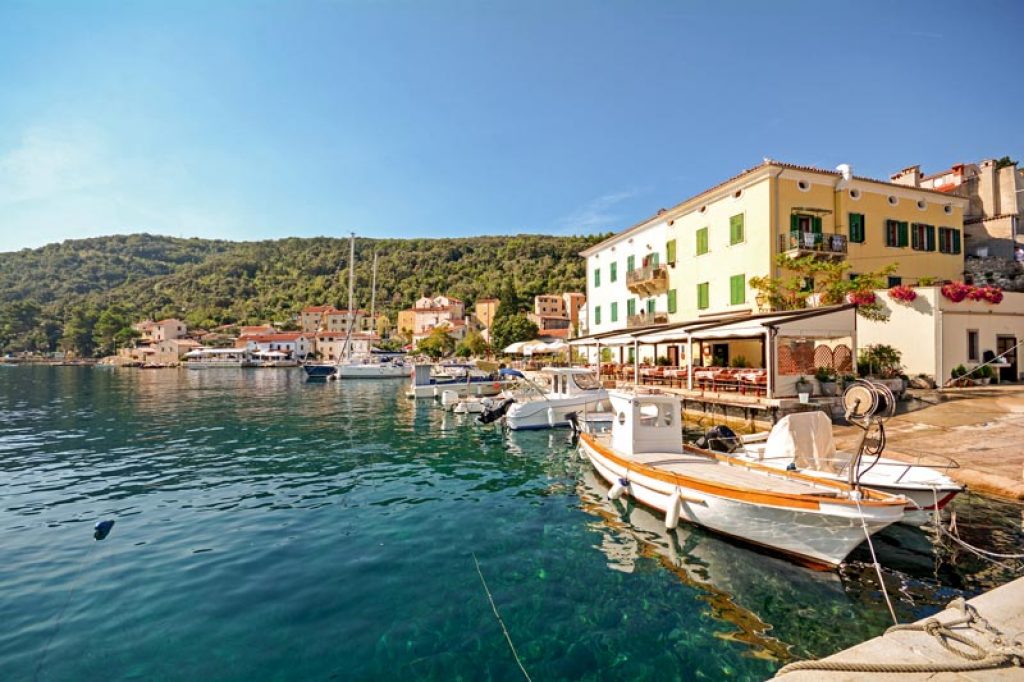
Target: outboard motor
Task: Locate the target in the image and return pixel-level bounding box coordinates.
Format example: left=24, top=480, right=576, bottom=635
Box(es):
left=695, top=425, right=741, bottom=453
left=565, top=411, right=581, bottom=434
left=477, top=397, right=514, bottom=425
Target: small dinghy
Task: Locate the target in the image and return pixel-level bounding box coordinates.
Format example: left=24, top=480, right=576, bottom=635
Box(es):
left=578, top=391, right=906, bottom=569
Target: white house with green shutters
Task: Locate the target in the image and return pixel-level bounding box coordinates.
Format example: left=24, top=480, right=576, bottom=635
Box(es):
left=579, top=210, right=676, bottom=346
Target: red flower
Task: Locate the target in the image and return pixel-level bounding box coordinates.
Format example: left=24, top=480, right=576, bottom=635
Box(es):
left=847, top=291, right=877, bottom=306
left=941, top=281, right=971, bottom=303
left=888, top=284, right=917, bottom=304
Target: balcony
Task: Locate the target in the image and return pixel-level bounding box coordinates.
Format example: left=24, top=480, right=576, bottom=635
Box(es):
left=779, top=231, right=847, bottom=259
left=626, top=263, right=670, bottom=295
left=627, top=311, right=669, bottom=328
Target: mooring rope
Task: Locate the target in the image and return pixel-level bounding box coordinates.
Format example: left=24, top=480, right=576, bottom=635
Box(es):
left=33, top=541, right=99, bottom=682
left=930, top=488, right=1024, bottom=566
left=854, top=497, right=898, bottom=625
left=776, top=596, right=1024, bottom=676
left=471, top=553, right=532, bottom=682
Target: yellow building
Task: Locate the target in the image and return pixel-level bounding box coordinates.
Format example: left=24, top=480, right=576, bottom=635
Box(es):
left=653, top=160, right=969, bottom=322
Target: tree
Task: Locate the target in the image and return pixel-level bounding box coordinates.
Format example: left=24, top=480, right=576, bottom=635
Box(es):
left=417, top=326, right=456, bottom=359
left=93, top=304, right=133, bottom=356
left=491, top=314, right=538, bottom=353
left=60, top=307, right=98, bottom=357
left=749, top=255, right=897, bottom=321
left=463, top=329, right=489, bottom=357
left=0, top=301, right=41, bottom=352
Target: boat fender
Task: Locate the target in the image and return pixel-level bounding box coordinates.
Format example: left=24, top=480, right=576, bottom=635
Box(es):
left=547, top=407, right=557, bottom=427
left=665, top=492, right=681, bottom=530
left=94, top=519, right=115, bottom=541
left=608, top=477, right=630, bottom=500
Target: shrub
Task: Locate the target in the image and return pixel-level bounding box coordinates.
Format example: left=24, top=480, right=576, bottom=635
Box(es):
left=859, top=344, right=903, bottom=378
left=951, top=364, right=967, bottom=379
left=814, top=366, right=837, bottom=382
left=976, top=364, right=995, bottom=379
left=941, top=281, right=971, bottom=303
left=729, top=355, right=749, bottom=368
left=655, top=356, right=671, bottom=366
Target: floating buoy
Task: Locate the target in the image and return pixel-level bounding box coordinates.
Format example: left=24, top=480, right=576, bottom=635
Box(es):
left=94, top=520, right=115, bottom=541
left=547, top=407, right=557, bottom=427
left=665, top=492, right=681, bottom=530
left=608, top=477, right=630, bottom=500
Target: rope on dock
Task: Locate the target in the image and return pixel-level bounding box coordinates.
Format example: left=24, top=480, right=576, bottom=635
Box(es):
left=775, top=596, right=1024, bottom=676
left=854, top=498, right=898, bottom=626
left=471, top=553, right=533, bottom=682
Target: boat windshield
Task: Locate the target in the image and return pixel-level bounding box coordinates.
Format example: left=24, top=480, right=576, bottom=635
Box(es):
left=573, top=372, right=601, bottom=390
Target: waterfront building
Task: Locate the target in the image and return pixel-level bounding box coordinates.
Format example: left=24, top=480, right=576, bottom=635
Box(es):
left=300, top=305, right=335, bottom=333
left=891, top=158, right=1024, bottom=259
left=583, top=160, right=968, bottom=337
left=133, top=318, right=188, bottom=343
left=474, top=298, right=499, bottom=341
left=243, top=332, right=315, bottom=360
left=527, top=292, right=586, bottom=339
left=399, top=295, right=467, bottom=343
left=859, top=287, right=1024, bottom=384
left=238, top=325, right=278, bottom=337
left=152, top=338, right=201, bottom=364
left=315, top=331, right=380, bottom=360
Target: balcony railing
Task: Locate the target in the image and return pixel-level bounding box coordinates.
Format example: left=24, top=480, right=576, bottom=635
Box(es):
left=627, top=312, right=669, bottom=328
left=778, top=231, right=847, bottom=258
left=625, top=263, right=669, bottom=295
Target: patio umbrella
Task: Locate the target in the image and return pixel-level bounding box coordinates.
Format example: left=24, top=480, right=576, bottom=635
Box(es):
left=503, top=341, right=530, bottom=354
left=542, top=340, right=569, bottom=353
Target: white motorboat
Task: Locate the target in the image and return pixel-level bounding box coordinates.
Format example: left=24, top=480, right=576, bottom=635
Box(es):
left=183, top=348, right=254, bottom=368
left=335, top=355, right=409, bottom=379
left=405, top=363, right=511, bottom=399
left=578, top=391, right=906, bottom=569
left=504, top=367, right=610, bottom=430
left=699, top=411, right=963, bottom=526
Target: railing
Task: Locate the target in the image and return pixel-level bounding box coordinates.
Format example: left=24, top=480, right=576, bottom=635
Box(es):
left=627, top=312, right=669, bottom=328
left=778, top=231, right=847, bottom=256
left=626, top=263, right=669, bottom=294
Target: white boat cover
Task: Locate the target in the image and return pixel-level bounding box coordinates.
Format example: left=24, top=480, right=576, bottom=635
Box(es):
left=764, top=412, right=840, bottom=474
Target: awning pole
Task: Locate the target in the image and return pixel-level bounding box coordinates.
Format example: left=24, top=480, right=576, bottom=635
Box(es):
left=686, top=333, right=693, bottom=391
left=766, top=328, right=774, bottom=399
left=633, top=339, right=639, bottom=385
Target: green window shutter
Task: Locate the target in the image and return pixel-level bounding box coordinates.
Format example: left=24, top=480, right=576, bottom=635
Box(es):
left=667, top=289, right=677, bottom=314
left=926, top=225, right=935, bottom=251
left=898, top=222, right=909, bottom=247
left=666, top=239, right=677, bottom=264
left=730, top=274, right=745, bottom=305
left=911, top=224, right=921, bottom=250
left=697, top=227, right=708, bottom=255
left=627, top=298, right=636, bottom=317
left=790, top=214, right=799, bottom=231
left=646, top=298, right=655, bottom=314
left=610, top=262, right=617, bottom=282
left=650, top=252, right=659, bottom=267
left=697, top=283, right=709, bottom=310
left=594, top=268, right=600, bottom=287
left=885, top=220, right=895, bottom=247
left=812, top=216, right=823, bottom=233
left=849, top=213, right=865, bottom=243
left=953, top=229, right=962, bottom=254
left=626, top=255, right=635, bottom=273
left=730, top=214, right=744, bottom=244
left=594, top=305, right=601, bottom=325
left=611, top=302, right=618, bottom=322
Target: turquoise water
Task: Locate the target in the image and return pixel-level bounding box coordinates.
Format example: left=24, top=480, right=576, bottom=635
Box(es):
left=1, top=367, right=1021, bottom=681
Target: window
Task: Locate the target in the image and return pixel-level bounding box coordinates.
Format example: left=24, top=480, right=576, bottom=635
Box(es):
left=849, top=213, right=865, bottom=243
left=610, top=261, right=618, bottom=282
left=885, top=220, right=909, bottom=247
left=627, top=298, right=636, bottom=317
left=626, top=255, right=635, bottom=273
left=610, top=301, right=618, bottom=322
left=666, top=239, right=677, bottom=264
left=729, top=214, right=744, bottom=244
left=697, top=282, right=709, bottom=310
left=696, top=227, right=709, bottom=255
left=790, top=214, right=822, bottom=233
left=667, top=289, right=677, bottom=314
left=594, top=305, right=601, bottom=325
left=967, top=330, right=979, bottom=362
left=911, top=223, right=935, bottom=251
left=888, top=276, right=902, bottom=288
left=642, top=252, right=660, bottom=268
left=797, top=180, right=810, bottom=191
left=801, top=277, right=815, bottom=293
left=646, top=298, right=655, bottom=314
left=939, top=227, right=962, bottom=254
left=944, top=205, right=953, bottom=215
left=849, top=189, right=861, bottom=200
left=594, top=268, right=600, bottom=288
left=730, top=274, right=746, bottom=305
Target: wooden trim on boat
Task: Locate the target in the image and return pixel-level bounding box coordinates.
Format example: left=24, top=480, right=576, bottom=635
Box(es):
left=581, top=434, right=903, bottom=511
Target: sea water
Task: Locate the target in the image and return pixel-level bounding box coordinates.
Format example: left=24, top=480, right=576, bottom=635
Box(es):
left=1, top=367, right=1021, bottom=681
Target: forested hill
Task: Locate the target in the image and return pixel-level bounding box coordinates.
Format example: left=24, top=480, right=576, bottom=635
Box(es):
left=0, top=232, right=604, bottom=355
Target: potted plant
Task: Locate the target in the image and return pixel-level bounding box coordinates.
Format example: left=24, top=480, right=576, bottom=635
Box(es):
left=974, top=364, right=994, bottom=385
left=795, top=375, right=813, bottom=402
left=888, top=284, right=917, bottom=304
left=950, top=364, right=971, bottom=387
left=814, top=366, right=838, bottom=396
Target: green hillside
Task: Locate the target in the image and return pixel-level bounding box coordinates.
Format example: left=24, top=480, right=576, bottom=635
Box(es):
left=0, top=232, right=603, bottom=356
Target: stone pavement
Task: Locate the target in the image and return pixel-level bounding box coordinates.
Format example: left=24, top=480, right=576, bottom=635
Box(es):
left=832, top=386, right=1024, bottom=500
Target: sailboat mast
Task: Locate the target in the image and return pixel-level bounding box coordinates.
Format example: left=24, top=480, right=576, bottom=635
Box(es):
left=345, top=232, right=356, bottom=360
left=370, top=251, right=378, bottom=326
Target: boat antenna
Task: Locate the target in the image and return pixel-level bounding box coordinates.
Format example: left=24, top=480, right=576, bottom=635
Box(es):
left=370, top=249, right=378, bottom=338
left=342, top=232, right=356, bottom=361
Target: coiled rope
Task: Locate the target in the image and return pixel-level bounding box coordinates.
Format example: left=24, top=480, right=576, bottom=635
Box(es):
left=776, top=597, right=1024, bottom=676
left=471, top=553, right=532, bottom=681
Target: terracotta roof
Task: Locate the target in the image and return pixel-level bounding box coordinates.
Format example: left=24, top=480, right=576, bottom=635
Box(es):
left=156, top=318, right=183, bottom=325
left=324, top=309, right=368, bottom=316
left=247, top=333, right=309, bottom=342
left=302, top=305, right=337, bottom=314
left=238, top=325, right=277, bottom=336
left=580, top=159, right=969, bottom=256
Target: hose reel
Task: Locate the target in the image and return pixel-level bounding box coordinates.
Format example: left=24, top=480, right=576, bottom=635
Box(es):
left=842, top=380, right=896, bottom=489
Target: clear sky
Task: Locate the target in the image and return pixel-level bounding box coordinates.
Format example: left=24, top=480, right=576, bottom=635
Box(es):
left=1, top=0, right=1021, bottom=253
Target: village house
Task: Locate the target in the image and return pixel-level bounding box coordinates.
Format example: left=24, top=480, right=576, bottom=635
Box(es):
left=133, top=318, right=188, bottom=343
left=315, top=331, right=380, bottom=360
left=243, top=332, right=315, bottom=360
left=891, top=158, right=1024, bottom=259
left=527, top=293, right=586, bottom=339
left=474, top=298, right=499, bottom=341
left=399, top=295, right=467, bottom=343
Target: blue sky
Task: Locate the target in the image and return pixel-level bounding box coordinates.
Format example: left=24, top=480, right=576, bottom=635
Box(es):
left=1, top=0, right=1021, bottom=252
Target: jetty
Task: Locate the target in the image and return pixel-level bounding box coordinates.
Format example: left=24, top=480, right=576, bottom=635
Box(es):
left=776, top=576, right=1024, bottom=680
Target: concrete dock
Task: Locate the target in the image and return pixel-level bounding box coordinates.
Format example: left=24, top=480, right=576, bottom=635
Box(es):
left=776, top=576, right=1024, bottom=680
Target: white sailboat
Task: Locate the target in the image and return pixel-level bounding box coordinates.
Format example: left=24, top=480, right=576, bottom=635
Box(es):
left=578, top=391, right=906, bottom=569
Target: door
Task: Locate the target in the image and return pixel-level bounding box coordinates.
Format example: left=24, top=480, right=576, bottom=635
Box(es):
left=667, top=346, right=679, bottom=367
left=711, top=343, right=730, bottom=368
left=997, top=335, right=1018, bottom=382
